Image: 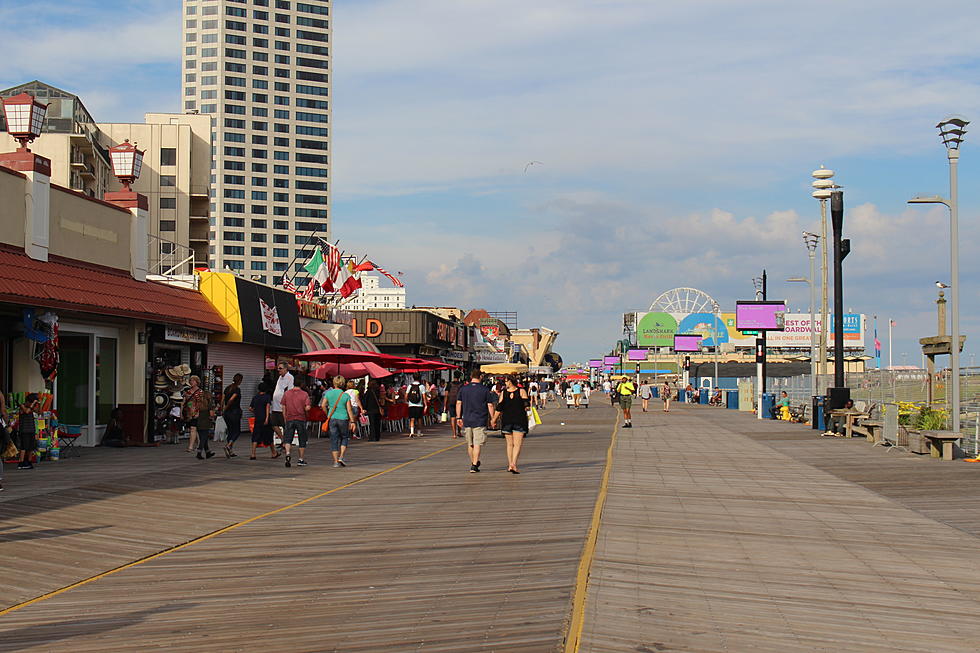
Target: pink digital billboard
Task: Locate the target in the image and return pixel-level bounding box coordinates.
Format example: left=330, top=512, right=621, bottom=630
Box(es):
left=603, top=356, right=621, bottom=365
left=627, top=349, right=647, bottom=361
left=588, top=359, right=603, bottom=368
left=735, top=301, right=787, bottom=331
left=673, top=334, right=702, bottom=352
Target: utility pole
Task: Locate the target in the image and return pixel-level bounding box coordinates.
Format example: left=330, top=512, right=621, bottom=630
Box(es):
left=830, top=190, right=850, bottom=404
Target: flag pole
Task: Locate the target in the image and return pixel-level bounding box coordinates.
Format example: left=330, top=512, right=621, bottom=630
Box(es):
left=888, top=319, right=893, bottom=370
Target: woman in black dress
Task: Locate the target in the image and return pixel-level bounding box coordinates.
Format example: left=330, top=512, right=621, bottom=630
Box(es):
left=495, top=375, right=530, bottom=474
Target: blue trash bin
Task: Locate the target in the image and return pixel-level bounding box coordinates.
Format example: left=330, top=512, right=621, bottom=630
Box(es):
left=677, top=389, right=686, bottom=403
left=761, top=392, right=776, bottom=419
left=652, top=386, right=659, bottom=398
left=699, top=389, right=709, bottom=405
left=726, top=390, right=739, bottom=409
left=812, top=396, right=825, bottom=431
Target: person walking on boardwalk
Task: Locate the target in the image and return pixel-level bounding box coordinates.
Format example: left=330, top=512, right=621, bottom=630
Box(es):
left=406, top=374, right=428, bottom=437
left=456, top=371, right=497, bottom=473
left=639, top=378, right=653, bottom=413
left=618, top=377, right=636, bottom=428
left=571, top=380, right=583, bottom=409
left=281, top=378, right=311, bottom=467
left=222, top=373, right=244, bottom=458
left=271, top=363, right=294, bottom=453
left=496, top=375, right=530, bottom=474
left=15, top=393, right=39, bottom=470
left=661, top=380, right=673, bottom=413
left=362, top=379, right=384, bottom=442
left=320, top=375, right=356, bottom=467
left=183, top=375, right=215, bottom=459
left=446, top=376, right=462, bottom=439
left=249, top=382, right=276, bottom=460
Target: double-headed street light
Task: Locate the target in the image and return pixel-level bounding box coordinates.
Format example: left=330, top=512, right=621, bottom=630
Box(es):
left=811, top=166, right=835, bottom=380
left=790, top=231, right=820, bottom=400
left=908, top=115, right=968, bottom=433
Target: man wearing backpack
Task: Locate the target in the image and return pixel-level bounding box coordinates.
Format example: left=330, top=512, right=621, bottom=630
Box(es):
left=406, top=374, right=428, bottom=437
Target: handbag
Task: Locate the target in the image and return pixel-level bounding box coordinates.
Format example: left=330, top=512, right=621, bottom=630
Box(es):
left=531, top=406, right=542, bottom=425
left=322, top=391, right=345, bottom=433
left=2, top=436, right=18, bottom=461
left=526, top=411, right=537, bottom=431
left=439, top=412, right=449, bottom=423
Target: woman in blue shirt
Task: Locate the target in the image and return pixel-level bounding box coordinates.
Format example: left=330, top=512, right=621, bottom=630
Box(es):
left=320, top=375, right=357, bottom=467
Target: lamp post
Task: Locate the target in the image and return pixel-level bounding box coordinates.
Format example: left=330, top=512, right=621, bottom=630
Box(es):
left=908, top=116, right=968, bottom=433
left=1, top=93, right=48, bottom=151
left=791, top=231, right=819, bottom=401
left=811, top=167, right=835, bottom=382
left=108, top=139, right=145, bottom=191
left=712, top=301, right=720, bottom=391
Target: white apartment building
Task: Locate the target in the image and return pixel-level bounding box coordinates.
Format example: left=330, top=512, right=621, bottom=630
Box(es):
left=181, top=0, right=332, bottom=286
left=342, top=275, right=407, bottom=310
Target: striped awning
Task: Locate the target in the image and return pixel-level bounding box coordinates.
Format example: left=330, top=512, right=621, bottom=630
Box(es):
left=301, top=327, right=338, bottom=352
left=351, top=337, right=381, bottom=353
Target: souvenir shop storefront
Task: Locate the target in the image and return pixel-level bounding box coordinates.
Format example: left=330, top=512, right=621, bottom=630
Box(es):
left=181, top=272, right=302, bottom=442
left=0, top=248, right=228, bottom=447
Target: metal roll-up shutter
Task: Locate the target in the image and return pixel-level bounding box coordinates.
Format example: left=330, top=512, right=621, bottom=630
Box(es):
left=207, top=342, right=267, bottom=432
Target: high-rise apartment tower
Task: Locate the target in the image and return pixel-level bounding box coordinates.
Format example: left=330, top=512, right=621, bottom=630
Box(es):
left=181, top=0, right=331, bottom=286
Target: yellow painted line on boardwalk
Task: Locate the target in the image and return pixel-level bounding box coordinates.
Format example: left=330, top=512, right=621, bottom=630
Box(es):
left=563, top=410, right=620, bottom=653
left=0, top=440, right=464, bottom=618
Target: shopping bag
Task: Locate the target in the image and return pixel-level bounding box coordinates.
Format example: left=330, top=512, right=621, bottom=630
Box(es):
left=2, top=438, right=18, bottom=460
left=213, top=418, right=227, bottom=442
left=526, top=411, right=537, bottom=431
left=531, top=406, right=542, bottom=425
left=439, top=412, right=449, bottom=423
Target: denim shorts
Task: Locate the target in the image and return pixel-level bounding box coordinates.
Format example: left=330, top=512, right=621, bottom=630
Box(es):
left=328, top=418, right=350, bottom=451
left=284, top=419, right=308, bottom=448
left=500, top=423, right=528, bottom=435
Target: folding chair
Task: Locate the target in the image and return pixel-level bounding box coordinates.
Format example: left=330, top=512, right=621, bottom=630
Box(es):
left=59, top=424, right=83, bottom=457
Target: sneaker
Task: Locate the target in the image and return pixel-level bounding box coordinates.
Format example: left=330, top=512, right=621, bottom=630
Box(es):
left=285, top=455, right=292, bottom=468
left=18, top=462, right=34, bottom=470
left=297, top=459, right=307, bottom=466
left=196, top=452, right=204, bottom=460
left=337, top=459, right=346, bottom=467
left=469, top=464, right=479, bottom=473
left=205, top=451, right=216, bottom=459
left=475, top=460, right=481, bottom=469
left=333, top=461, right=341, bottom=468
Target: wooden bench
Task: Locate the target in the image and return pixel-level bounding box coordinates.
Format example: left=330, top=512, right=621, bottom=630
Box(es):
left=852, top=419, right=883, bottom=443
left=920, top=430, right=961, bottom=461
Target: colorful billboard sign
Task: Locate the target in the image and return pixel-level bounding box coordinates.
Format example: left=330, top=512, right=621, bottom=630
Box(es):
left=627, top=349, right=647, bottom=361
left=588, top=359, right=603, bottom=368
left=631, top=311, right=865, bottom=349
left=636, top=312, right=678, bottom=347
left=603, top=356, right=621, bottom=365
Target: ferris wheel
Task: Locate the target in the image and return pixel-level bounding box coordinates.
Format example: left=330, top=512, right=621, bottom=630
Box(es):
left=649, top=287, right=718, bottom=314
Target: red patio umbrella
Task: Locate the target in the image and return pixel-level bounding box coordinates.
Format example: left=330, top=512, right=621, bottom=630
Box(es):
left=311, top=361, right=392, bottom=380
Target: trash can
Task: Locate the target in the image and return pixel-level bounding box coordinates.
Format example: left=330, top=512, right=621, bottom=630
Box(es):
left=699, top=389, right=709, bottom=405
left=726, top=390, right=739, bottom=410
left=677, top=389, right=686, bottom=403
left=812, top=396, right=825, bottom=431
left=652, top=386, right=659, bottom=398
left=761, top=392, right=776, bottom=419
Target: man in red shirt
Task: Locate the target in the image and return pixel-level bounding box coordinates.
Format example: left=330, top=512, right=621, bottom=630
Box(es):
left=281, top=378, right=312, bottom=467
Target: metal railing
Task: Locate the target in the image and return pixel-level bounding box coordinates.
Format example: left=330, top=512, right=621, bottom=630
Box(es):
left=148, top=235, right=197, bottom=277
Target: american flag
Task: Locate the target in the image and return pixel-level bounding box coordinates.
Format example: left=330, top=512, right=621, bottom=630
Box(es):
left=301, top=280, right=318, bottom=300
left=890, top=319, right=896, bottom=327
left=281, top=277, right=297, bottom=293
left=320, top=241, right=342, bottom=292
left=354, top=260, right=405, bottom=288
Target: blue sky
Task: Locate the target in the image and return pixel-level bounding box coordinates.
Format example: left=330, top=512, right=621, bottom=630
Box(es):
left=2, top=0, right=979, bottom=365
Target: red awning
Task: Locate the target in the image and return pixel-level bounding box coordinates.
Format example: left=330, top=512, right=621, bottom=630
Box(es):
left=0, top=246, right=228, bottom=332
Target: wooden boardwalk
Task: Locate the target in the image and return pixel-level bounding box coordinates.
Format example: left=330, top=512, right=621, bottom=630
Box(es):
left=0, top=405, right=612, bottom=652
left=578, top=403, right=980, bottom=653
left=7, top=399, right=980, bottom=651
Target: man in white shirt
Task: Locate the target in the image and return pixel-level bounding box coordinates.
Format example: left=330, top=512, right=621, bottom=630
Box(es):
left=271, top=362, right=294, bottom=450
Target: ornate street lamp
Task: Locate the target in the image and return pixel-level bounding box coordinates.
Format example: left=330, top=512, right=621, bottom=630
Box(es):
left=108, top=139, right=145, bottom=191
left=909, top=116, right=968, bottom=433
left=2, top=93, right=48, bottom=151
left=811, top=165, right=835, bottom=381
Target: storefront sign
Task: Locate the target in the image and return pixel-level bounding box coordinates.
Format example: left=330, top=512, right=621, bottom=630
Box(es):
left=165, top=325, right=208, bottom=344
left=297, top=300, right=329, bottom=321
left=352, top=317, right=383, bottom=338
left=443, top=350, right=469, bottom=362
left=474, top=351, right=507, bottom=363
